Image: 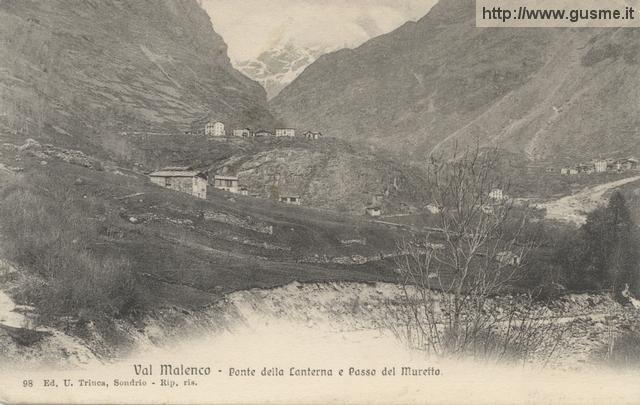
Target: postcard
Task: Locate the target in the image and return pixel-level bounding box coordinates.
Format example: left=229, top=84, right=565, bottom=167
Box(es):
left=1, top=0, right=640, bottom=403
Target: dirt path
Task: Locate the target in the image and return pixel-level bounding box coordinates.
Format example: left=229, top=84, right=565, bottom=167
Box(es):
left=538, top=175, right=640, bottom=225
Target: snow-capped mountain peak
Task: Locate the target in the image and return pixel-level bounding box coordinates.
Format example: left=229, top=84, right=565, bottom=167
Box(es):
left=237, top=42, right=337, bottom=99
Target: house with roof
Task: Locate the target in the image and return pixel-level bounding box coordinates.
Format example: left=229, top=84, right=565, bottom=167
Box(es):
left=365, top=205, right=382, bottom=217
left=275, top=128, right=296, bottom=138
left=279, top=195, right=301, bottom=205
left=254, top=129, right=273, bottom=137
left=489, top=188, right=506, bottom=201
left=496, top=251, right=522, bottom=266
left=303, top=131, right=322, bottom=140
left=594, top=160, right=608, bottom=173
left=149, top=167, right=207, bottom=199
left=426, top=204, right=441, bottom=214
left=205, top=121, right=225, bottom=137
left=614, top=158, right=639, bottom=171
left=233, top=128, right=252, bottom=138
left=213, top=175, right=240, bottom=194
left=577, top=163, right=595, bottom=174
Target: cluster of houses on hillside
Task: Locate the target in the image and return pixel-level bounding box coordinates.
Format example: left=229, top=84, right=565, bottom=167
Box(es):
left=559, top=157, right=639, bottom=175
left=148, top=165, right=385, bottom=217
left=148, top=166, right=302, bottom=207
left=147, top=168, right=514, bottom=221
left=186, top=120, right=322, bottom=140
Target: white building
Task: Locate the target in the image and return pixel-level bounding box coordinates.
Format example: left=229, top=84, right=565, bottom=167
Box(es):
left=497, top=251, right=522, bottom=266
left=205, top=121, right=225, bottom=137
left=594, top=160, right=608, bottom=173
left=489, top=188, right=504, bottom=201
left=254, top=129, right=273, bottom=137
left=275, top=128, right=296, bottom=138
left=303, top=131, right=322, bottom=140
left=213, top=175, right=239, bottom=193
left=366, top=206, right=382, bottom=217
left=426, top=204, right=441, bottom=214
left=232, top=128, right=252, bottom=138
left=280, top=195, right=301, bottom=205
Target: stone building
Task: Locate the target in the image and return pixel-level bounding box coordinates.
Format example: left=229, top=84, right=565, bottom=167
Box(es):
left=594, top=160, right=608, bottom=173
left=365, top=206, right=382, bottom=217
left=233, top=128, right=252, bottom=138
left=366, top=194, right=383, bottom=217
left=279, top=195, right=301, bottom=205
left=254, top=129, right=273, bottom=137
left=149, top=167, right=207, bottom=199
left=205, top=121, right=225, bottom=137
left=303, top=131, right=322, bottom=140
left=497, top=251, right=522, bottom=266
left=275, top=128, right=296, bottom=137
left=213, top=175, right=240, bottom=193
left=489, top=188, right=504, bottom=201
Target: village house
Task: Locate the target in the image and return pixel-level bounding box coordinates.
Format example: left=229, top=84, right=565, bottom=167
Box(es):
left=614, top=158, right=639, bottom=171
left=496, top=251, right=522, bottom=266
left=577, top=163, right=594, bottom=174
left=489, top=188, right=505, bottom=201
left=303, top=131, right=322, bottom=140
left=365, top=194, right=383, bottom=217
left=366, top=206, right=382, bottom=217
left=594, top=160, right=608, bottom=173
left=561, top=167, right=578, bottom=175
left=149, top=167, right=207, bottom=199
left=426, top=204, right=441, bottom=214
left=213, top=175, right=240, bottom=194
left=205, top=121, right=225, bottom=137
left=254, top=129, right=273, bottom=137
left=233, top=128, right=252, bottom=138
left=562, top=157, right=639, bottom=176
left=275, top=128, right=296, bottom=138
left=279, top=195, right=301, bottom=205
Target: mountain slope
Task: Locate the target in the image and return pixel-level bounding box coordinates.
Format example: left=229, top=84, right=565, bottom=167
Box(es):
left=271, top=0, right=640, bottom=164
left=0, top=0, right=276, bottom=155
left=0, top=0, right=425, bottom=347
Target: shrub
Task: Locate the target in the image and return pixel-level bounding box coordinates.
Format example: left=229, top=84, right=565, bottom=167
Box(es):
left=0, top=174, right=147, bottom=324
left=389, top=146, right=568, bottom=363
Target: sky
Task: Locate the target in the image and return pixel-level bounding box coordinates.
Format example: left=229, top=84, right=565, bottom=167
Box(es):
left=202, top=0, right=438, bottom=62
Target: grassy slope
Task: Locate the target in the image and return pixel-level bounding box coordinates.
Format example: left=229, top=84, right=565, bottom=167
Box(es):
left=0, top=143, right=408, bottom=314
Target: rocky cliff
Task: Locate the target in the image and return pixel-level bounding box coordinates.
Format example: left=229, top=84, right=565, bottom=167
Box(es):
left=0, top=0, right=276, bottom=155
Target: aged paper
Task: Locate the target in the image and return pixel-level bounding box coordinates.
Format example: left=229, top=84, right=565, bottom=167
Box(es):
left=1, top=0, right=640, bottom=403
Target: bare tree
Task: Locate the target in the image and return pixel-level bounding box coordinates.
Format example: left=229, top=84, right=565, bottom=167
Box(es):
left=388, top=145, right=567, bottom=362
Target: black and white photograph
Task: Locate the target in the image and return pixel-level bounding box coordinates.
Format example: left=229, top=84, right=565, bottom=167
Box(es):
left=1, top=0, right=640, bottom=403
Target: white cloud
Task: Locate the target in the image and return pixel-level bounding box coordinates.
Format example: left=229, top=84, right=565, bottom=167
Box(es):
left=202, top=0, right=437, bottom=62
